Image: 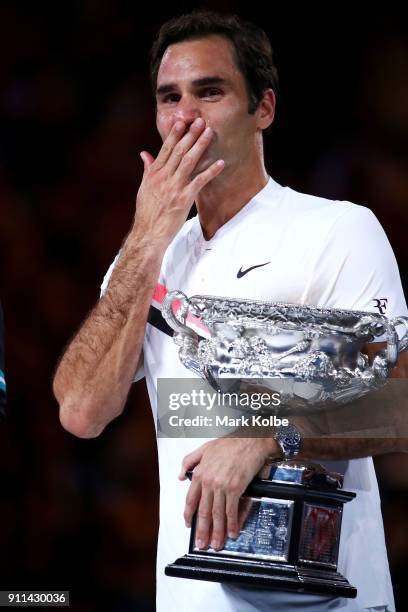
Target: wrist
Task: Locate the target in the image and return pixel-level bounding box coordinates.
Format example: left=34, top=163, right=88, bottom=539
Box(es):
left=131, top=215, right=178, bottom=254
left=259, top=436, right=283, bottom=461
left=124, top=229, right=168, bottom=261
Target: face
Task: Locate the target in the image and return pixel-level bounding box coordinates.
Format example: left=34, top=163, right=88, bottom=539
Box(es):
left=155, top=35, right=266, bottom=175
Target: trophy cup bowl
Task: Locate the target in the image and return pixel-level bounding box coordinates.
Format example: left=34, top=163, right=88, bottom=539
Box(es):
left=161, top=291, right=408, bottom=597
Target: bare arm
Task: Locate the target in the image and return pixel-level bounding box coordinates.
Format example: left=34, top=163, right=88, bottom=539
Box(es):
left=53, top=233, right=163, bottom=439
left=53, top=117, right=224, bottom=438
left=283, top=435, right=406, bottom=461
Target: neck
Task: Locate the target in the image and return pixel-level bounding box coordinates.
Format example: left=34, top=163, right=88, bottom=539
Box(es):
left=196, top=156, right=269, bottom=241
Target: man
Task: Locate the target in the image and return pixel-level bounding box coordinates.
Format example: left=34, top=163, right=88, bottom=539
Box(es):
left=53, top=11, right=407, bottom=612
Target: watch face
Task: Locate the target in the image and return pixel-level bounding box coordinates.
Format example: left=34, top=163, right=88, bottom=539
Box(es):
left=278, top=425, right=301, bottom=456
left=285, top=430, right=301, bottom=445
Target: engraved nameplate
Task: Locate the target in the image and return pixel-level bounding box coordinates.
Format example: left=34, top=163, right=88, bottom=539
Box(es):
left=196, top=498, right=294, bottom=562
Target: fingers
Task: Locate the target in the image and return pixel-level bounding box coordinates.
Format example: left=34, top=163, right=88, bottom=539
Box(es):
left=223, top=496, right=252, bottom=542
left=140, top=151, right=155, bottom=172
left=210, top=489, right=226, bottom=550
left=142, top=116, right=224, bottom=214
left=165, top=118, right=207, bottom=175
left=184, top=470, right=202, bottom=528
left=154, top=118, right=223, bottom=186
left=176, top=124, right=215, bottom=178
left=196, top=491, right=248, bottom=550
left=226, top=493, right=240, bottom=539
left=194, top=487, right=213, bottom=550
left=187, top=158, right=225, bottom=198
left=237, top=497, right=253, bottom=533
left=154, top=120, right=186, bottom=169
left=189, top=489, right=250, bottom=550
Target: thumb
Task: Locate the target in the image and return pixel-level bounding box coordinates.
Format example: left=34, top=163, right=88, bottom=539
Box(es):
left=140, top=150, right=155, bottom=171
left=179, top=446, right=205, bottom=480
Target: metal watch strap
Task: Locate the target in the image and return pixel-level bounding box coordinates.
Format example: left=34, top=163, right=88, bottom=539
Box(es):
left=274, top=424, right=301, bottom=460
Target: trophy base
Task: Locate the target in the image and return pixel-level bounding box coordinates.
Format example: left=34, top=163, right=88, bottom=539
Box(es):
left=165, top=553, right=357, bottom=598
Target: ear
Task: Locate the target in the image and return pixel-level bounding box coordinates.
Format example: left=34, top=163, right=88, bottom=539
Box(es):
left=256, top=88, right=276, bottom=130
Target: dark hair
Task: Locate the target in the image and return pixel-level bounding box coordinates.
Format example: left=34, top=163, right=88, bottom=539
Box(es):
left=150, top=10, right=279, bottom=114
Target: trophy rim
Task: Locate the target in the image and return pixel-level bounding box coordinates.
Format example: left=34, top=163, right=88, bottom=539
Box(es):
left=187, top=293, right=388, bottom=323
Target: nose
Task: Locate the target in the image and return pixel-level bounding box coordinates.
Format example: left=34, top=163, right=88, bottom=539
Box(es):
left=172, top=95, right=201, bottom=129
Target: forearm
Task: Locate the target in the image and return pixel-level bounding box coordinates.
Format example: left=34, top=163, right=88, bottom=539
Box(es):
left=296, top=435, right=405, bottom=460
left=264, top=377, right=408, bottom=460
left=53, top=117, right=229, bottom=438
left=53, top=229, right=165, bottom=438
left=263, top=425, right=407, bottom=462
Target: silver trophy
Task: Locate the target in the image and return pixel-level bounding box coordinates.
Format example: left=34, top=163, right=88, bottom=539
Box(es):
left=162, top=291, right=408, bottom=597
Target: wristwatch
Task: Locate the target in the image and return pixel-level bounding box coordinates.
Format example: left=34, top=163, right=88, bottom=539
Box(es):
left=274, top=424, right=302, bottom=459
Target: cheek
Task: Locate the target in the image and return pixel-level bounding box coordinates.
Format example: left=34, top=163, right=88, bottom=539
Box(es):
left=218, top=108, right=251, bottom=146
left=156, top=111, right=172, bottom=140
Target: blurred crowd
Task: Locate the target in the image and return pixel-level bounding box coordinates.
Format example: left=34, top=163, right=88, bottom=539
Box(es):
left=0, top=2, right=407, bottom=610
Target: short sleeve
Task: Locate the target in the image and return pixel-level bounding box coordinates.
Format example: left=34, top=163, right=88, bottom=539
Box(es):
left=100, top=252, right=145, bottom=382
left=100, top=251, right=121, bottom=297
left=313, top=205, right=408, bottom=322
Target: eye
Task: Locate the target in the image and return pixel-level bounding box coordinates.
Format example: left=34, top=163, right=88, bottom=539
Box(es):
left=201, top=87, right=222, bottom=98
left=161, top=93, right=181, bottom=104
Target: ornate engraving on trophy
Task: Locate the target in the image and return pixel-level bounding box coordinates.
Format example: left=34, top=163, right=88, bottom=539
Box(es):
left=162, top=291, right=408, bottom=412
left=196, top=498, right=294, bottom=562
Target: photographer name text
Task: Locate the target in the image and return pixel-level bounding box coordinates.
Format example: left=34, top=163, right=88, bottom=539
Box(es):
left=168, top=414, right=288, bottom=427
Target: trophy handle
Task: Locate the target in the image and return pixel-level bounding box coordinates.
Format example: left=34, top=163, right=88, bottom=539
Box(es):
left=383, top=316, right=408, bottom=367
left=392, top=316, right=408, bottom=354
left=162, top=290, right=194, bottom=337
left=162, top=290, right=207, bottom=379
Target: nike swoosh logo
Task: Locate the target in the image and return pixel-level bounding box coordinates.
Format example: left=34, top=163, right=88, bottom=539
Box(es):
left=237, top=261, right=270, bottom=278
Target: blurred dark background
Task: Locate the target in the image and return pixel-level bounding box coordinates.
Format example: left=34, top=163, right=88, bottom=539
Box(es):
left=0, top=1, right=407, bottom=610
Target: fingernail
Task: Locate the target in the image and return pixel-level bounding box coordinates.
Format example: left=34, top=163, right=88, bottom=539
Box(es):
left=196, top=539, right=205, bottom=549
left=228, top=531, right=237, bottom=539
left=185, top=521, right=191, bottom=528
left=194, top=118, right=204, bottom=128
left=211, top=540, right=220, bottom=550
left=175, top=121, right=184, bottom=131
left=204, top=127, right=213, bottom=137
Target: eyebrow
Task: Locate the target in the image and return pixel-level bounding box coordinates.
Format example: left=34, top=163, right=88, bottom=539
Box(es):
left=156, top=76, right=227, bottom=97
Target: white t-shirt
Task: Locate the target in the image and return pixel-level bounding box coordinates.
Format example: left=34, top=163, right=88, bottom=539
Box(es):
left=102, top=177, right=407, bottom=611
